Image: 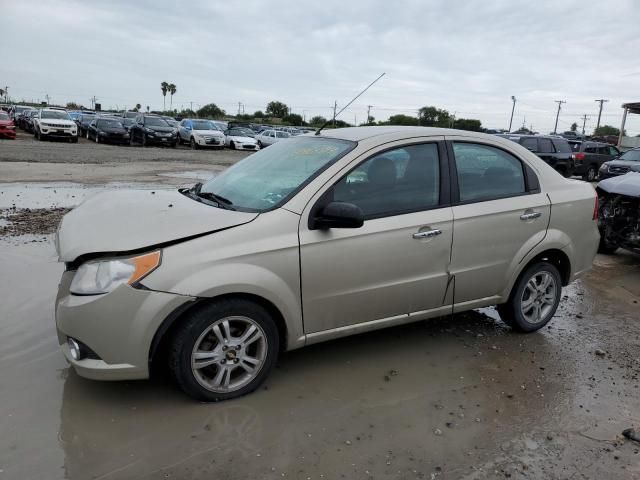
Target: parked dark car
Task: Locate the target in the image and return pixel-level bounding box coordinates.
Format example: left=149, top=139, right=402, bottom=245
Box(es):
left=23, top=110, right=40, bottom=133
left=16, top=109, right=33, bottom=130
left=129, top=115, right=177, bottom=147
left=77, top=113, right=96, bottom=138
left=599, top=147, right=640, bottom=179
left=596, top=172, right=640, bottom=254
left=87, top=118, right=130, bottom=145
left=498, top=134, right=574, bottom=177
left=567, top=141, right=620, bottom=181
left=121, top=117, right=135, bottom=132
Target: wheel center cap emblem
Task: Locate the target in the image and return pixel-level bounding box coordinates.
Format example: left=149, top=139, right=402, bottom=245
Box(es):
left=226, top=350, right=237, bottom=360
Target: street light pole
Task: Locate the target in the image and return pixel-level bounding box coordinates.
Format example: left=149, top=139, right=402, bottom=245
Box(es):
left=508, top=96, right=516, bottom=132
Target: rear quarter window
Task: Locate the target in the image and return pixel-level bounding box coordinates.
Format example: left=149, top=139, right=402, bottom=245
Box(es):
left=551, top=139, right=572, bottom=153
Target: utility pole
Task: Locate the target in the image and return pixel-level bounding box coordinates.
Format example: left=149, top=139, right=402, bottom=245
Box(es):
left=594, top=99, right=608, bottom=132
left=45, top=94, right=50, bottom=105
left=366, top=105, right=372, bottom=124
left=553, top=100, right=566, bottom=134
left=580, top=114, right=589, bottom=135
left=90, top=96, right=97, bottom=110
left=190, top=101, right=193, bottom=112
left=3, top=86, right=8, bottom=103
left=508, top=96, right=516, bottom=132
left=332, top=100, right=337, bottom=128
left=237, top=102, right=242, bottom=116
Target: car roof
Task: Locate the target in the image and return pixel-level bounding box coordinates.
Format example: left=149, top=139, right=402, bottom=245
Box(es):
left=317, top=126, right=501, bottom=142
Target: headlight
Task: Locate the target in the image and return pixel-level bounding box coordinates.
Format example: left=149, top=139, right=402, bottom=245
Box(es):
left=98, top=131, right=106, bottom=136
left=70, top=251, right=161, bottom=295
left=600, top=164, right=608, bottom=171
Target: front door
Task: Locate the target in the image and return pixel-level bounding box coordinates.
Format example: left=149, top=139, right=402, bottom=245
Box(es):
left=447, top=139, right=550, bottom=306
left=299, top=141, right=453, bottom=334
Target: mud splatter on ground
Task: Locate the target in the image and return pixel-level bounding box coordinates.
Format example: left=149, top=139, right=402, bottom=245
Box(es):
left=0, top=207, right=70, bottom=237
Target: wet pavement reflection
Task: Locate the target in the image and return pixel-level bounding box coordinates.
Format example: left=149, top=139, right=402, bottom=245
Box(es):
left=1, top=235, right=639, bottom=479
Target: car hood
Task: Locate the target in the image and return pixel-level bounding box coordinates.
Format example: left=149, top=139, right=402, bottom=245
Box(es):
left=597, top=171, right=640, bottom=197
left=0, top=120, right=13, bottom=127
left=193, top=129, right=224, bottom=136
left=229, top=135, right=257, bottom=143
left=56, top=190, right=258, bottom=262
left=42, top=119, right=74, bottom=126
left=147, top=126, right=175, bottom=133
left=604, top=159, right=640, bottom=170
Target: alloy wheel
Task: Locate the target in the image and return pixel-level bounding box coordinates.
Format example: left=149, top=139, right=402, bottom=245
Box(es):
left=520, top=271, right=557, bottom=324
left=190, top=316, right=267, bottom=393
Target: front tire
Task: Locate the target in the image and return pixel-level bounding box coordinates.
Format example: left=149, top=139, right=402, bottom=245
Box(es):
left=190, top=137, right=198, bottom=150
left=497, top=262, right=562, bottom=332
left=170, top=299, right=279, bottom=402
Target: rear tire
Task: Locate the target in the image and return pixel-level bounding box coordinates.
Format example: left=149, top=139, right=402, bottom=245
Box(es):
left=169, top=299, right=279, bottom=402
left=583, top=166, right=597, bottom=182
left=497, top=262, right=562, bottom=333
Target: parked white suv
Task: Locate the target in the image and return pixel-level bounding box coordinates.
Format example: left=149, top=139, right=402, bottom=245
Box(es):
left=55, top=127, right=599, bottom=401
left=34, top=108, right=78, bottom=142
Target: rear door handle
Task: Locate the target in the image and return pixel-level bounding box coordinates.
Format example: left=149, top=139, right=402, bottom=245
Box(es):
left=412, top=229, right=442, bottom=239
left=520, top=212, right=542, bottom=221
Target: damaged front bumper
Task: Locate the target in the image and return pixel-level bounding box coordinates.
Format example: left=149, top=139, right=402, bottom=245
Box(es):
left=55, top=271, right=195, bottom=380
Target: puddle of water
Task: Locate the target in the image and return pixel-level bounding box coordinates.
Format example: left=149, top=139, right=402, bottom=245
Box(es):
left=157, top=170, right=217, bottom=181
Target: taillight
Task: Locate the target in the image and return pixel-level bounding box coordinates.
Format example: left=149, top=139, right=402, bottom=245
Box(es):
left=574, top=152, right=585, bottom=162
left=593, top=195, right=599, bottom=220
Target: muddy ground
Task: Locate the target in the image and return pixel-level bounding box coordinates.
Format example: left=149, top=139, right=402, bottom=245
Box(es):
left=0, top=138, right=639, bottom=479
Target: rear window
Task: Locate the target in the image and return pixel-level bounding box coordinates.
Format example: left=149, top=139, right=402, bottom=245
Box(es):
left=551, top=139, right=572, bottom=153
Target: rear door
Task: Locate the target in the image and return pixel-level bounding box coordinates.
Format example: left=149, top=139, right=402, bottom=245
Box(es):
left=446, top=138, right=550, bottom=308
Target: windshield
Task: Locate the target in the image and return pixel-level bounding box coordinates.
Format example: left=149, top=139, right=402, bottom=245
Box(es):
left=200, top=136, right=355, bottom=211
left=97, top=119, right=123, bottom=128
left=619, top=149, right=640, bottom=162
left=145, top=117, right=169, bottom=127
left=81, top=115, right=95, bottom=123
left=0, top=112, right=9, bottom=120
left=229, top=128, right=253, bottom=136
left=42, top=111, right=71, bottom=120
left=191, top=120, right=215, bottom=130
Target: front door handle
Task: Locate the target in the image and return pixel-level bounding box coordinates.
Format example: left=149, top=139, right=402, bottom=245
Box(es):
left=520, top=212, right=542, bottom=221
left=412, top=229, right=442, bottom=239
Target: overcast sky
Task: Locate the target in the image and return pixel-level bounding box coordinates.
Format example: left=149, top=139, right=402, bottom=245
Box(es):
left=2, top=0, right=639, bottom=134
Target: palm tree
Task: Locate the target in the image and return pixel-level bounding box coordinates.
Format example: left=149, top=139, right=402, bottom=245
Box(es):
left=135, top=103, right=141, bottom=112
left=168, top=84, right=176, bottom=110
left=160, top=82, right=169, bottom=111
left=0, top=88, right=5, bottom=102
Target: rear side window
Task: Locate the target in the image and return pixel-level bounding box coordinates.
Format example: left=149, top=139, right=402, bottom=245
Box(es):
left=608, top=146, right=620, bottom=156
left=597, top=146, right=609, bottom=155
left=538, top=138, right=555, bottom=153
left=552, top=139, right=572, bottom=153
left=520, top=138, right=537, bottom=151
left=453, top=143, right=526, bottom=203
left=584, top=145, right=598, bottom=153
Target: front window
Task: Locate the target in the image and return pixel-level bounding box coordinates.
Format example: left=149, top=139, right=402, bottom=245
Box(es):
left=144, top=117, right=169, bottom=127
left=199, top=136, right=355, bottom=211
left=0, top=112, right=9, bottom=120
left=41, top=111, right=71, bottom=120
left=619, top=149, right=640, bottom=162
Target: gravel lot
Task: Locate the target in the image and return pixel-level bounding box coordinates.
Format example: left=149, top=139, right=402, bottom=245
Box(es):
left=0, top=132, right=639, bottom=479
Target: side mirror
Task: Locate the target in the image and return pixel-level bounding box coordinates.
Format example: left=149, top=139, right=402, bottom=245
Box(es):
left=311, top=202, right=364, bottom=230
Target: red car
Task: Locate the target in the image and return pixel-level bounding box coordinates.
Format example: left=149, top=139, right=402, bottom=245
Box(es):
left=0, top=111, right=16, bottom=139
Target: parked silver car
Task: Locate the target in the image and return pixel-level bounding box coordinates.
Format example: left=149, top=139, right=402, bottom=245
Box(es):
left=256, top=129, right=290, bottom=147
left=177, top=119, right=225, bottom=149
left=55, top=127, right=599, bottom=401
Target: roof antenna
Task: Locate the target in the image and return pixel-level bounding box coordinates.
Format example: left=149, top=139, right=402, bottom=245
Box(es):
left=315, top=72, right=386, bottom=135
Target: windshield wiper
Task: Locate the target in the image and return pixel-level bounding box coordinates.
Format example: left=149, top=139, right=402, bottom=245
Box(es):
left=196, top=191, right=235, bottom=209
